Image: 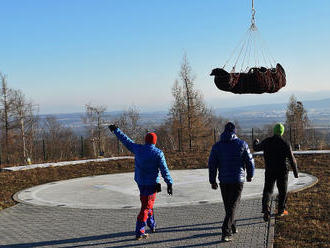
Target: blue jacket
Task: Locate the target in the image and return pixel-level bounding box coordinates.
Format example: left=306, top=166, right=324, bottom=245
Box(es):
left=114, top=128, right=173, bottom=186
left=208, top=131, right=255, bottom=184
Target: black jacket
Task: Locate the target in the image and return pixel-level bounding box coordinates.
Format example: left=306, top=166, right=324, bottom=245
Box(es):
left=253, top=135, right=298, bottom=177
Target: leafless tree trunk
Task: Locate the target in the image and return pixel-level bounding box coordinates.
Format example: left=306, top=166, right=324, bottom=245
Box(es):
left=168, top=54, right=217, bottom=151
left=83, top=104, right=107, bottom=157
left=115, top=105, right=143, bottom=144
left=0, top=73, right=15, bottom=164
left=12, top=89, right=39, bottom=162
left=180, top=54, right=195, bottom=149
left=285, top=95, right=310, bottom=148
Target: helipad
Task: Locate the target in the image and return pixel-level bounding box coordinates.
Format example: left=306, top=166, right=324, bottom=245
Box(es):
left=14, top=169, right=317, bottom=209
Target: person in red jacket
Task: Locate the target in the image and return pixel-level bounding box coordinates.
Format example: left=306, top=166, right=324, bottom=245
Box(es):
left=253, top=123, right=298, bottom=221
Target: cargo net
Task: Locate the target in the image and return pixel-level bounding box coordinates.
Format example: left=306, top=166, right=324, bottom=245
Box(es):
left=210, top=2, right=286, bottom=94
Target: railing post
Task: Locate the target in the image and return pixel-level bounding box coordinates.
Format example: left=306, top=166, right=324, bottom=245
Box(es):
left=213, top=128, right=217, bottom=143
left=117, top=138, right=120, bottom=155
left=80, top=136, right=84, bottom=158
left=42, top=139, right=46, bottom=161
left=178, top=128, right=182, bottom=152
left=289, top=126, right=292, bottom=145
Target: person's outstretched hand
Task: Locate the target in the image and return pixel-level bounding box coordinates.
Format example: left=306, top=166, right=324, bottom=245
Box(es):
left=167, top=184, right=173, bottom=195
left=211, top=183, right=218, bottom=190
left=108, top=125, right=118, bottom=132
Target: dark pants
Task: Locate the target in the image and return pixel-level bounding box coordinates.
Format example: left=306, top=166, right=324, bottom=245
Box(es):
left=262, top=172, right=288, bottom=213
left=220, top=183, right=244, bottom=236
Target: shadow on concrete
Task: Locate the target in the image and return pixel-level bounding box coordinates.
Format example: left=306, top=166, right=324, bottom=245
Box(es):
left=1, top=217, right=263, bottom=248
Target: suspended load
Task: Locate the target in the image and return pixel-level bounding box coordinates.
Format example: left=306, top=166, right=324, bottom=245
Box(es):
left=211, top=63, right=286, bottom=94
left=211, top=0, right=286, bottom=94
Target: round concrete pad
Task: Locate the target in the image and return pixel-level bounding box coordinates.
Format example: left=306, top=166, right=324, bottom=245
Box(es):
left=14, top=169, right=317, bottom=209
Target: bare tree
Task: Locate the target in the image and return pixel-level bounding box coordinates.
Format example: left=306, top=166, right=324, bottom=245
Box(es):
left=115, top=105, right=143, bottom=143
left=0, top=73, right=15, bottom=164
left=285, top=95, right=310, bottom=148
left=42, top=116, right=77, bottom=161
left=12, top=89, right=39, bottom=163
left=83, top=104, right=107, bottom=157
left=168, top=54, right=215, bottom=151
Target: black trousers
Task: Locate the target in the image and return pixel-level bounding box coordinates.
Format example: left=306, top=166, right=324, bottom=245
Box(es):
left=220, top=183, right=244, bottom=236
left=262, top=171, right=288, bottom=213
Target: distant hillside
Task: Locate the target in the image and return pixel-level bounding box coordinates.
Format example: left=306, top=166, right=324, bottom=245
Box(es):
left=215, top=98, right=330, bottom=128
left=40, top=98, right=330, bottom=134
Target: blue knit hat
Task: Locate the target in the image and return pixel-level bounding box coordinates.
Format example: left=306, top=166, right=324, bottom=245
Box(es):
left=225, top=122, right=236, bottom=133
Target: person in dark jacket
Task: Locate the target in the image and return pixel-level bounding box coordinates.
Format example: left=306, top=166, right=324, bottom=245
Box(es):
left=108, top=125, right=173, bottom=240
left=208, top=122, right=255, bottom=242
left=253, top=123, right=298, bottom=221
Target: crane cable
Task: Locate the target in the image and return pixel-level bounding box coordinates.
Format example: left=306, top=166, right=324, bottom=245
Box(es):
left=223, top=0, right=277, bottom=72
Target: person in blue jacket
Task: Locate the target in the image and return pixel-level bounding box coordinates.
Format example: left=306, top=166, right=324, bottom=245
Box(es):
left=108, top=125, right=173, bottom=240
left=208, top=122, right=255, bottom=242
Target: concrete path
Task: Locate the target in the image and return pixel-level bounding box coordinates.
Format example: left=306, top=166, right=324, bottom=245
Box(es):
left=13, top=169, right=316, bottom=209
left=0, top=169, right=317, bottom=248
left=0, top=199, right=273, bottom=248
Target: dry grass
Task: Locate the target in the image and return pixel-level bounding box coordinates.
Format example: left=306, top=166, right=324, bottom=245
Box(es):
left=0, top=152, right=329, bottom=248
left=0, top=159, right=135, bottom=210
left=274, top=154, right=330, bottom=248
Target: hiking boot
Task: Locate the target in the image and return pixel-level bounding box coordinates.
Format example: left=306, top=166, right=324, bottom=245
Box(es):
left=221, top=235, right=233, bottom=242
left=277, top=210, right=288, bottom=217
left=136, top=233, right=149, bottom=240
left=263, top=211, right=270, bottom=222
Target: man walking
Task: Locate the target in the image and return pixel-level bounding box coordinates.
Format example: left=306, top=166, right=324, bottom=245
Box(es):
left=108, top=125, right=173, bottom=240
left=253, top=123, right=298, bottom=221
left=208, top=122, right=255, bottom=242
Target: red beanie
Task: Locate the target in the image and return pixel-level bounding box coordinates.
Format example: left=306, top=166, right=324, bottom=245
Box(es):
left=145, top=132, right=157, bottom=144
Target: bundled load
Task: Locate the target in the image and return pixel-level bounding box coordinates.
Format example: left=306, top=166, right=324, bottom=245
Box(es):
left=210, top=63, right=286, bottom=94
left=211, top=0, right=286, bottom=94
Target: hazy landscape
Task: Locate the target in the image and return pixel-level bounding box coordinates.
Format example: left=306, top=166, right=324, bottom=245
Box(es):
left=45, top=97, right=330, bottom=135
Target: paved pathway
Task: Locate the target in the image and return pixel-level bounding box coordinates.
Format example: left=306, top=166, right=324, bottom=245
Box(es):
left=0, top=199, right=273, bottom=248
left=13, top=169, right=316, bottom=209
left=0, top=169, right=317, bottom=248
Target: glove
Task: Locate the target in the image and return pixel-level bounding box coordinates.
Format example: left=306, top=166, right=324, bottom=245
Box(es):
left=167, top=184, right=173, bottom=195
left=108, top=125, right=118, bottom=132
left=211, top=183, right=218, bottom=190
left=246, top=177, right=252, bottom=182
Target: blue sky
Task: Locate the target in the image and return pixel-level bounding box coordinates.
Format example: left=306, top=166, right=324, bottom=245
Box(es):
left=0, top=0, right=329, bottom=114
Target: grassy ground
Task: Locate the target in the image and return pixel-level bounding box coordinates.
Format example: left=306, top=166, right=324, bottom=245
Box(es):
left=0, top=152, right=329, bottom=247
left=273, top=154, right=330, bottom=248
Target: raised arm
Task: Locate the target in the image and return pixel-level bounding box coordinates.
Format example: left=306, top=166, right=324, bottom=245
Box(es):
left=109, top=125, right=136, bottom=153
